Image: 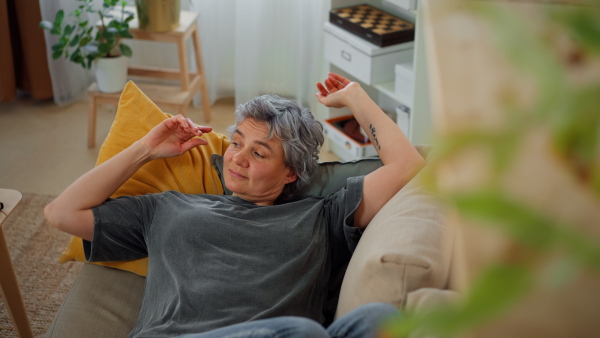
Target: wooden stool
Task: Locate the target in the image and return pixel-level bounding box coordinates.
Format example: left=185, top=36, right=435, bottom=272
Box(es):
left=87, top=9, right=211, bottom=148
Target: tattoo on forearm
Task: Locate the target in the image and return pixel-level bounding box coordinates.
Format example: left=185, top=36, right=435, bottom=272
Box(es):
left=369, top=124, right=381, bottom=150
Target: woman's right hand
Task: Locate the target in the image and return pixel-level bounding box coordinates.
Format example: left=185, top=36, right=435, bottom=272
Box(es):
left=140, top=115, right=213, bottom=160
left=45, top=114, right=212, bottom=241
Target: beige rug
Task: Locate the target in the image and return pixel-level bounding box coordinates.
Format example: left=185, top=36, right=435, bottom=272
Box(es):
left=0, top=193, right=82, bottom=338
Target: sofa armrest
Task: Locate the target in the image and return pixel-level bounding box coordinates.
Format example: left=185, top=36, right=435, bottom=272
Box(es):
left=335, top=163, right=453, bottom=318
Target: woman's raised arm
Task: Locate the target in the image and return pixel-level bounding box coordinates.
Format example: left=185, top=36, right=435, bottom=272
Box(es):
left=316, top=73, right=425, bottom=230
left=44, top=115, right=211, bottom=241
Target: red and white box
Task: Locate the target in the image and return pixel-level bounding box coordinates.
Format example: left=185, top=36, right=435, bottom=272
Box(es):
left=323, top=115, right=379, bottom=162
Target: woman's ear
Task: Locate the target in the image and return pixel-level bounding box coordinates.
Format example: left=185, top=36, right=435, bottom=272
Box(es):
left=285, top=168, right=298, bottom=184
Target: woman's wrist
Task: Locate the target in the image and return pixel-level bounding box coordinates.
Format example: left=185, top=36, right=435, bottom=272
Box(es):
left=131, top=139, right=156, bottom=163
left=345, top=83, right=370, bottom=112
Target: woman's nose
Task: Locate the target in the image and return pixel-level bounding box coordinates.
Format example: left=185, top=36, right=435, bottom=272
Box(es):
left=233, top=150, right=249, bottom=168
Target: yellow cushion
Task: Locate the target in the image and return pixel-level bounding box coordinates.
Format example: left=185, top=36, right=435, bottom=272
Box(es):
left=59, top=81, right=231, bottom=276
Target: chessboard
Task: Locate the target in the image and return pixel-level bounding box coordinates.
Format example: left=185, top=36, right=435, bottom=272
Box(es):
left=330, top=5, right=415, bottom=47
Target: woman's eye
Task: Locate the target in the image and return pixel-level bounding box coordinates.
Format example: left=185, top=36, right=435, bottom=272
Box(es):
left=232, top=142, right=240, bottom=147
left=254, top=152, right=264, bottom=158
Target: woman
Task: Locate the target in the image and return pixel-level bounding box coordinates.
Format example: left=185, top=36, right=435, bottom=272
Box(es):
left=45, top=73, right=425, bottom=338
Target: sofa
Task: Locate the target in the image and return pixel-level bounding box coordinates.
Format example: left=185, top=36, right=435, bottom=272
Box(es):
left=44, top=82, right=455, bottom=337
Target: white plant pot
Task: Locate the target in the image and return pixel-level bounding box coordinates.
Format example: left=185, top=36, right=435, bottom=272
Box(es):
left=94, top=56, right=128, bottom=93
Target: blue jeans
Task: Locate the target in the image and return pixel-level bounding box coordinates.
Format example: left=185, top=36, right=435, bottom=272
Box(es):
left=177, top=302, right=399, bottom=338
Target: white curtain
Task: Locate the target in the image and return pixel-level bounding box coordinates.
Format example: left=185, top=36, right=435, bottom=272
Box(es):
left=185, top=0, right=330, bottom=114
left=39, top=0, right=96, bottom=105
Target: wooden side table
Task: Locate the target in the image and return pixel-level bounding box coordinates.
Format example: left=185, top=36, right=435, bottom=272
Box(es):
left=0, top=188, right=33, bottom=338
left=87, top=9, right=211, bottom=148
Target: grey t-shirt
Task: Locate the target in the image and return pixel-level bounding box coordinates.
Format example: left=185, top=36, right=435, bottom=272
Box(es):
left=85, top=176, right=364, bottom=338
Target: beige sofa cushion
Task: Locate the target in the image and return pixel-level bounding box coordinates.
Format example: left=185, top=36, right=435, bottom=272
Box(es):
left=335, top=164, right=453, bottom=318
left=45, top=263, right=144, bottom=338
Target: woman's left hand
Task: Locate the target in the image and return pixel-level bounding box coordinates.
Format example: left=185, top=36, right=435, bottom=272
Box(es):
left=315, top=73, right=360, bottom=109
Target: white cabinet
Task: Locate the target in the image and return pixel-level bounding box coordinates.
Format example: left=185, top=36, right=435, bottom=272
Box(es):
left=323, top=0, right=432, bottom=149
left=324, top=22, right=414, bottom=86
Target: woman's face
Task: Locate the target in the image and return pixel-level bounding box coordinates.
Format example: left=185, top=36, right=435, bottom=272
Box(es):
left=223, top=118, right=297, bottom=205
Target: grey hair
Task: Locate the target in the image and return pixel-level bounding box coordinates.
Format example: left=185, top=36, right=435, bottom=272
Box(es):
left=228, top=94, right=324, bottom=199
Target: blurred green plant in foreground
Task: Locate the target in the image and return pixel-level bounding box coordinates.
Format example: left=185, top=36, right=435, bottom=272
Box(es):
left=382, top=1, right=600, bottom=337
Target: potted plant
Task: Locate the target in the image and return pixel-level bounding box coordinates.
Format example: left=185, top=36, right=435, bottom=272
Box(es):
left=40, top=0, right=134, bottom=93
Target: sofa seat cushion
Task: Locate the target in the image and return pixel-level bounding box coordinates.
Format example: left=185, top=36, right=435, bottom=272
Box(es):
left=45, top=263, right=145, bottom=338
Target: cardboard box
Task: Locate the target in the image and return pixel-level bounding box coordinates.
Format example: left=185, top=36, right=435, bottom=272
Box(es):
left=323, top=116, right=379, bottom=162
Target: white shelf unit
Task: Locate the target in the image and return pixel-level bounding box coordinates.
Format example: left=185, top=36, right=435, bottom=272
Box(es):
left=323, top=0, right=432, bottom=147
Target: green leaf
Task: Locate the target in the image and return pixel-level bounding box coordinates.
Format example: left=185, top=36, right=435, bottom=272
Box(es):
left=550, top=85, right=600, bottom=183
left=119, top=43, right=132, bottom=57
left=69, top=35, right=81, bottom=47
left=98, top=43, right=112, bottom=55
left=64, top=24, right=74, bottom=36
left=594, top=170, right=600, bottom=197
left=52, top=50, right=63, bottom=60
left=79, top=36, right=92, bottom=47
left=453, top=191, right=555, bottom=249
left=453, top=190, right=600, bottom=273
left=86, top=55, right=94, bottom=69
left=550, top=7, right=600, bottom=55
left=70, top=48, right=81, bottom=62
left=119, top=29, right=132, bottom=39
left=50, top=26, right=61, bottom=35
left=51, top=42, right=64, bottom=52
left=54, top=10, right=64, bottom=26
left=461, top=264, right=530, bottom=323
left=383, top=264, right=531, bottom=338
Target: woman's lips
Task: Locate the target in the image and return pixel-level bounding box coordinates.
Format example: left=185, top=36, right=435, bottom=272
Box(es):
left=228, top=169, right=247, bottom=179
